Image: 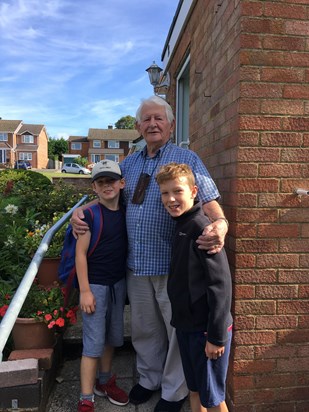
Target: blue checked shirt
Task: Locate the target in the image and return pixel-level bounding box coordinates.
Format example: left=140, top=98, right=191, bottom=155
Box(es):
left=120, top=140, right=220, bottom=276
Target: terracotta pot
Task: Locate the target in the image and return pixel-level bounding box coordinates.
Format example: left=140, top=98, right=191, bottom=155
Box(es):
left=36, top=257, right=61, bottom=287
left=12, top=317, right=56, bottom=350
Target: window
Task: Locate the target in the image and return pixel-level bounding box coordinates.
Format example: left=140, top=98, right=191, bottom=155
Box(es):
left=105, top=154, right=119, bottom=162
left=91, top=154, right=101, bottom=163
left=108, top=140, right=119, bottom=149
left=71, top=142, right=82, bottom=150
left=22, top=134, right=34, bottom=143
left=0, top=149, right=8, bottom=163
left=93, top=140, right=101, bottom=148
left=19, top=153, right=32, bottom=160
left=0, top=133, right=8, bottom=142
left=176, top=55, right=190, bottom=148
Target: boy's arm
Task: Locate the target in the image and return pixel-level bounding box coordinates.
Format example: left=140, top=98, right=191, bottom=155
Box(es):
left=200, top=248, right=232, bottom=348
left=75, top=230, right=96, bottom=313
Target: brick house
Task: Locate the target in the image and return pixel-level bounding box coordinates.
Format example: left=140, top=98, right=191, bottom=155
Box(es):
left=159, top=0, right=309, bottom=411
left=68, top=126, right=140, bottom=164
left=0, top=120, right=49, bottom=169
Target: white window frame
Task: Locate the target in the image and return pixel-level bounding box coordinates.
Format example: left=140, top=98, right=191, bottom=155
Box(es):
left=71, top=142, right=82, bottom=150
left=108, top=140, right=119, bottom=149
left=93, top=140, right=101, bottom=148
left=19, top=152, right=32, bottom=160
left=176, top=54, right=190, bottom=149
left=0, top=133, right=8, bottom=141
left=0, top=149, right=8, bottom=163
left=22, top=134, right=34, bottom=144
left=105, top=154, right=119, bottom=162
left=91, top=154, right=101, bottom=163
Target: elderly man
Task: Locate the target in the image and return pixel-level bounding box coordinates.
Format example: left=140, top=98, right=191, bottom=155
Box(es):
left=72, top=96, right=228, bottom=412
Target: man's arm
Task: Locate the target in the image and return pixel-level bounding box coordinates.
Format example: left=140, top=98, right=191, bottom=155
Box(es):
left=71, top=198, right=98, bottom=235
left=196, top=200, right=228, bottom=254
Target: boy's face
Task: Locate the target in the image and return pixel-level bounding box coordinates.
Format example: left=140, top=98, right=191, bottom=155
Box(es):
left=159, top=176, right=198, bottom=217
left=92, top=176, right=125, bottom=201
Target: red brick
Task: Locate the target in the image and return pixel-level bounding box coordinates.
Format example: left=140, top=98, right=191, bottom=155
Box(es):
left=239, top=131, right=260, bottom=146
left=278, top=301, right=309, bottom=315
left=280, top=239, right=309, bottom=253
left=233, top=345, right=255, bottom=360
left=236, top=239, right=278, bottom=253
left=255, top=345, right=297, bottom=360
left=256, top=315, right=298, bottom=329
left=0, top=359, right=38, bottom=388
left=237, top=163, right=259, bottom=177
left=236, top=208, right=278, bottom=223
left=240, top=50, right=309, bottom=67
left=240, top=1, right=263, bottom=17
left=235, top=300, right=276, bottom=315
left=258, top=193, right=303, bottom=208
left=260, top=132, right=303, bottom=147
left=259, top=163, right=303, bottom=177
left=264, top=3, right=308, bottom=20
left=284, top=84, right=309, bottom=99
left=230, top=193, right=258, bottom=207
left=241, top=17, right=284, bottom=35
left=298, top=316, right=309, bottom=329
left=277, top=356, right=309, bottom=372
left=238, top=147, right=280, bottom=162
left=234, top=358, right=276, bottom=373
left=234, top=285, right=256, bottom=299
left=239, top=66, right=261, bottom=81
left=234, top=315, right=255, bottom=330
left=235, top=253, right=256, bottom=268
left=235, top=268, right=277, bottom=284
left=283, top=117, right=309, bottom=131
left=231, top=375, right=255, bottom=390
left=279, top=269, right=309, bottom=283
left=257, top=254, right=299, bottom=268
left=280, top=208, right=309, bottom=223
left=239, top=98, right=261, bottom=114
left=240, top=83, right=283, bottom=99
left=263, top=35, right=306, bottom=51
left=299, top=285, right=309, bottom=299
left=256, top=285, right=298, bottom=299
left=237, top=178, right=279, bottom=193
left=261, top=67, right=304, bottom=83
left=286, top=20, right=309, bottom=36
left=8, top=348, right=54, bottom=370
left=257, top=224, right=300, bottom=238
left=261, top=100, right=304, bottom=115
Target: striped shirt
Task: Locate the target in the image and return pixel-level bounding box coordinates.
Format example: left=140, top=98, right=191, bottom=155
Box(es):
left=120, top=140, right=220, bottom=276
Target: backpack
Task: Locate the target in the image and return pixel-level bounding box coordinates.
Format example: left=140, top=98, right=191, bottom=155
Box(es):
left=58, top=203, right=103, bottom=303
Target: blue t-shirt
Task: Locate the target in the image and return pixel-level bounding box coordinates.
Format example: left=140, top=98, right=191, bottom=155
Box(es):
left=83, top=203, right=127, bottom=286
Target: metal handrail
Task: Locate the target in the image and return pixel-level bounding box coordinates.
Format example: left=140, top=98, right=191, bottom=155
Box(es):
left=0, top=195, right=89, bottom=362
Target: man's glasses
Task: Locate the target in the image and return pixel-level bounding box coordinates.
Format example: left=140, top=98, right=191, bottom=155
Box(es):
left=132, top=173, right=151, bottom=204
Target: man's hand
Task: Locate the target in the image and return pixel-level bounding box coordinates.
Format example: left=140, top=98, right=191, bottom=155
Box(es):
left=205, top=341, right=225, bottom=360
left=196, top=218, right=228, bottom=254
left=70, top=207, right=89, bottom=238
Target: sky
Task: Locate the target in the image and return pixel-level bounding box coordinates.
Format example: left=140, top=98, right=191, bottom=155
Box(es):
left=0, top=0, right=179, bottom=139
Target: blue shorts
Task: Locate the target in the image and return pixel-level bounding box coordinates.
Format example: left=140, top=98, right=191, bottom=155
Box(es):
left=176, top=327, right=232, bottom=408
left=81, top=279, right=126, bottom=357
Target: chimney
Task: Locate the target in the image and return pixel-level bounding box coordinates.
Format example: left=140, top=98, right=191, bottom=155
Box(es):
left=108, top=125, right=113, bottom=129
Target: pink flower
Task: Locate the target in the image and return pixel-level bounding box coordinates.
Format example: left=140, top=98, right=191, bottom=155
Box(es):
left=55, top=317, right=65, bottom=327
left=45, top=313, right=52, bottom=321
left=48, top=320, right=56, bottom=329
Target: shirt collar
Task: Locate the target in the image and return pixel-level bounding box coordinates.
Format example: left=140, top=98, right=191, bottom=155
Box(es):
left=141, top=139, right=171, bottom=158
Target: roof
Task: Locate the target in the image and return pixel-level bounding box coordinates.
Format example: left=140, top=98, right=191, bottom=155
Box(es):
left=88, top=128, right=139, bottom=141
left=68, top=136, right=88, bottom=142
left=19, top=124, right=45, bottom=135
left=0, top=120, right=23, bottom=133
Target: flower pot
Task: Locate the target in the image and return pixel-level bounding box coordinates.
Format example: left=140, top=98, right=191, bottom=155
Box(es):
left=12, top=317, right=56, bottom=350
left=36, top=257, right=61, bottom=287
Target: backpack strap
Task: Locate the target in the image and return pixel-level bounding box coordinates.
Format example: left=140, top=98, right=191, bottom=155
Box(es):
left=65, top=203, right=103, bottom=306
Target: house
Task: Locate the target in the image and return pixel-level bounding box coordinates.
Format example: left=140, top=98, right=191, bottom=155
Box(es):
left=158, top=0, right=309, bottom=411
left=68, top=126, right=140, bottom=164
left=0, top=120, right=49, bottom=169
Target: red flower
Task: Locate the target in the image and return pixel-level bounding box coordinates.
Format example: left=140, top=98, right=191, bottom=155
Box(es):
left=48, top=320, right=56, bottom=329
left=45, top=313, right=52, bottom=321
left=0, top=305, right=9, bottom=317
left=55, top=317, right=65, bottom=327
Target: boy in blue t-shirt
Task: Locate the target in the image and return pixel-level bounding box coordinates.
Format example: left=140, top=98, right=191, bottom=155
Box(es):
left=76, top=160, right=128, bottom=412
left=156, top=163, right=233, bottom=412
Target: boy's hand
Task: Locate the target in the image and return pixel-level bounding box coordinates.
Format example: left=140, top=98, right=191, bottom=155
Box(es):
left=196, top=219, right=228, bottom=254
left=70, top=207, right=89, bottom=238
left=79, top=290, right=96, bottom=314
left=205, top=341, right=225, bottom=360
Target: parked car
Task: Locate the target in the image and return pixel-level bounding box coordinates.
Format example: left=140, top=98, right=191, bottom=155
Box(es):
left=14, top=160, right=32, bottom=169
left=61, top=163, right=91, bottom=175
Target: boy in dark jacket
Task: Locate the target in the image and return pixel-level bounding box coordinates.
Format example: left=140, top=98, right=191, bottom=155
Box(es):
left=156, top=163, right=233, bottom=412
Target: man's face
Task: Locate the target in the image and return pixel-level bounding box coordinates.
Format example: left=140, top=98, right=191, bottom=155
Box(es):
left=136, top=103, right=175, bottom=148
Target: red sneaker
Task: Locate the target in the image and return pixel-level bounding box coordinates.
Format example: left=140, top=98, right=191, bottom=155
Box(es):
left=94, top=375, right=129, bottom=406
left=77, top=399, right=94, bottom=412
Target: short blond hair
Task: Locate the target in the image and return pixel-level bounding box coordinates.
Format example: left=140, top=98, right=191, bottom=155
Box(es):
left=156, top=162, right=195, bottom=187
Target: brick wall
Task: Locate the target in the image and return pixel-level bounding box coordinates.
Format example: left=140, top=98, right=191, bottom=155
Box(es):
left=166, top=0, right=309, bottom=410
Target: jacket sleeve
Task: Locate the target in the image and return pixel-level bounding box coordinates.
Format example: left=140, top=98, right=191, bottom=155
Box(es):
left=198, top=247, right=233, bottom=346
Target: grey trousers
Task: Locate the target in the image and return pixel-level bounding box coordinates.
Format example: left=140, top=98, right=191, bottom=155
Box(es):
left=127, top=269, right=188, bottom=402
